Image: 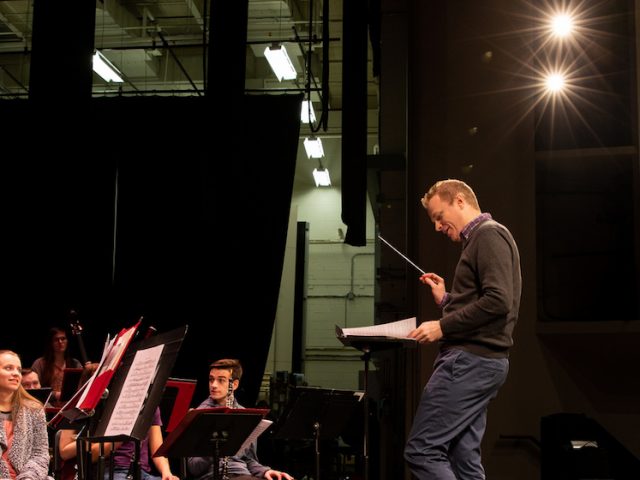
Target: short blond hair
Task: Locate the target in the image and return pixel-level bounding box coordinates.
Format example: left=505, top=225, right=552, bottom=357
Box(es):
left=421, top=179, right=479, bottom=210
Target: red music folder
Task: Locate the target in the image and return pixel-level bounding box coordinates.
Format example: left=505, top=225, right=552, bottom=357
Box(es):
left=162, top=378, right=198, bottom=433
left=49, top=320, right=141, bottom=425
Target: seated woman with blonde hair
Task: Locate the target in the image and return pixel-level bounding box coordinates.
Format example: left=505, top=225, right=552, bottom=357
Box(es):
left=0, top=349, right=51, bottom=480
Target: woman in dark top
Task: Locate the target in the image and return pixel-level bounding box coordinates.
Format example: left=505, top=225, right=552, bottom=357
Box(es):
left=31, top=327, right=82, bottom=401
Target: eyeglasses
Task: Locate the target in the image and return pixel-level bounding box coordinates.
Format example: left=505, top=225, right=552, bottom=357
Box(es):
left=53, top=337, right=68, bottom=343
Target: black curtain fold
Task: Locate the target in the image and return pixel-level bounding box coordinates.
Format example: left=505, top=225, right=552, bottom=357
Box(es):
left=3, top=94, right=302, bottom=407
left=29, top=0, right=96, bottom=101
left=341, top=0, right=369, bottom=246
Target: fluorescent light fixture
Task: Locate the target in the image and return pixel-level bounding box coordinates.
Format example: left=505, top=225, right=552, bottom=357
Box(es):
left=570, top=440, right=598, bottom=449
left=93, top=50, right=124, bottom=83
left=301, top=100, right=316, bottom=124
left=264, top=44, right=297, bottom=81
left=304, top=137, right=324, bottom=158
left=313, top=167, right=331, bottom=187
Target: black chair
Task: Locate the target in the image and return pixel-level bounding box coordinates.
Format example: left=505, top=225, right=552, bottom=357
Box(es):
left=52, top=429, right=79, bottom=480
left=52, top=429, right=64, bottom=480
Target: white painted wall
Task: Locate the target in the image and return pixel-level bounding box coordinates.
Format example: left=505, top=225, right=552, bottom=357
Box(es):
left=266, top=182, right=376, bottom=392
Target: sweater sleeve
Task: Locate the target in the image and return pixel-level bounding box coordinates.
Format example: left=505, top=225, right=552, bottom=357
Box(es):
left=240, top=441, right=269, bottom=478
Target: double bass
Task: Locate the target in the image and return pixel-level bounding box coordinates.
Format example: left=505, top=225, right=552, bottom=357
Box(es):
left=68, top=309, right=90, bottom=365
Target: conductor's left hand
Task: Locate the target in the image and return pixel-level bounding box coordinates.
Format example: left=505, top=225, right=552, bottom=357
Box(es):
left=408, top=320, right=443, bottom=344
left=264, top=469, right=294, bottom=480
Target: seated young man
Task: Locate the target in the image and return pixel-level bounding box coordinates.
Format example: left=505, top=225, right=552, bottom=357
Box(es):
left=187, top=359, right=294, bottom=480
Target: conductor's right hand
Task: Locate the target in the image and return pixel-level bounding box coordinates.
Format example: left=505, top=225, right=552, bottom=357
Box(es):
left=419, top=272, right=446, bottom=305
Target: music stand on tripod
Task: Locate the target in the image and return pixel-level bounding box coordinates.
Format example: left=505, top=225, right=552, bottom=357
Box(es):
left=273, top=387, right=363, bottom=480
left=336, top=330, right=416, bottom=480
left=154, top=407, right=269, bottom=480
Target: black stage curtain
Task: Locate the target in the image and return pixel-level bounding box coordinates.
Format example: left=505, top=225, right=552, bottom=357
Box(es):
left=29, top=0, right=96, bottom=101
left=2, top=94, right=301, bottom=407
left=341, top=0, right=369, bottom=246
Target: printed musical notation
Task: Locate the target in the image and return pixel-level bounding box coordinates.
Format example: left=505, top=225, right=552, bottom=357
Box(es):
left=104, top=344, right=164, bottom=436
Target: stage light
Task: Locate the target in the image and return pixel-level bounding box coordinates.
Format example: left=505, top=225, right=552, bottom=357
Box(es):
left=550, top=13, right=574, bottom=38
left=545, top=73, right=565, bottom=93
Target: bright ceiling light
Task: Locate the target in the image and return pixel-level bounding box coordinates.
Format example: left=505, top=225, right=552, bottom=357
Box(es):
left=264, top=44, right=297, bottom=81
left=544, top=73, right=565, bottom=93
left=301, top=100, right=316, bottom=124
left=303, top=137, right=324, bottom=158
left=92, top=50, right=124, bottom=83
left=550, top=14, right=574, bottom=38
left=313, top=167, right=331, bottom=187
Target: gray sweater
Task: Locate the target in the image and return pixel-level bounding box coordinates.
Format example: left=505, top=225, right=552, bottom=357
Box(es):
left=0, top=402, right=51, bottom=480
left=440, top=218, right=522, bottom=358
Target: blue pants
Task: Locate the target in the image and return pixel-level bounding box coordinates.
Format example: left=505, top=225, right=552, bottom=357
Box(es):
left=105, top=468, right=160, bottom=480
left=404, top=349, right=508, bottom=480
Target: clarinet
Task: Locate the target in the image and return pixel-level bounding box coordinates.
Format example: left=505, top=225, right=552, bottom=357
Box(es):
left=220, top=377, right=235, bottom=480
left=226, top=376, right=235, bottom=408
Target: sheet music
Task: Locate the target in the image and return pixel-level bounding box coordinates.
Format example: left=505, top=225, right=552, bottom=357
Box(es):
left=104, top=344, right=164, bottom=436
left=338, top=317, right=417, bottom=338
left=235, top=419, right=273, bottom=456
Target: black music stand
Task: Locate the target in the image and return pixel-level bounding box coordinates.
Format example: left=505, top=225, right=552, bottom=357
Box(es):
left=59, top=368, right=83, bottom=403
left=27, top=387, right=53, bottom=406
left=154, top=407, right=269, bottom=480
left=274, top=387, right=363, bottom=480
left=78, top=325, right=188, bottom=480
left=336, top=331, right=416, bottom=480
